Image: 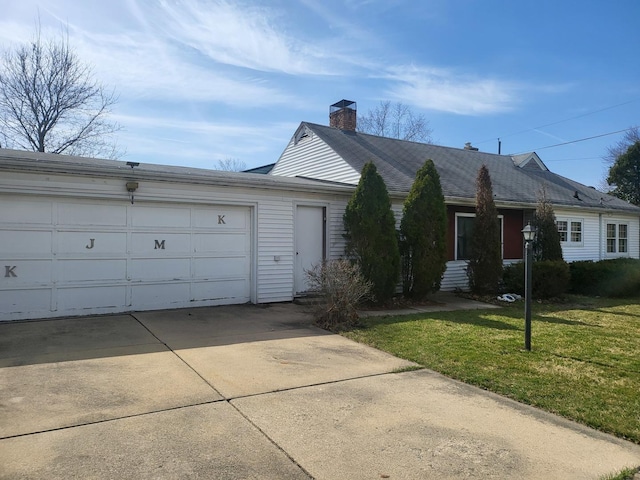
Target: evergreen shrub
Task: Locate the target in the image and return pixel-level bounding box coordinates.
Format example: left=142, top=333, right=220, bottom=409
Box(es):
left=569, top=258, right=640, bottom=297
left=503, top=260, right=570, bottom=299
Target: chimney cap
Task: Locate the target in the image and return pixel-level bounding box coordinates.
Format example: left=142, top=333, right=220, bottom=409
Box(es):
left=330, top=99, right=356, bottom=112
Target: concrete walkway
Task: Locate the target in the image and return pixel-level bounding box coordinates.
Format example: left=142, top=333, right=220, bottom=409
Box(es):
left=1, top=301, right=638, bottom=479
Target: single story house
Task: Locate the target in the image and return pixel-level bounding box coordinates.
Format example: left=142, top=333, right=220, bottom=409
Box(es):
left=1, top=100, right=638, bottom=320
left=269, top=100, right=640, bottom=289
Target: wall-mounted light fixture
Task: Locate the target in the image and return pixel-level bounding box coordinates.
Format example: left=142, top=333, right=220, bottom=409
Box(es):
left=126, top=181, right=139, bottom=204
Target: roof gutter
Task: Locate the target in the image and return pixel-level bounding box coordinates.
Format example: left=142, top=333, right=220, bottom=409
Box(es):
left=0, top=154, right=357, bottom=196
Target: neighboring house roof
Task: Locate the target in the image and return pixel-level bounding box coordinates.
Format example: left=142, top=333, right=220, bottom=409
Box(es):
left=243, top=163, right=275, bottom=174
left=276, top=122, right=640, bottom=214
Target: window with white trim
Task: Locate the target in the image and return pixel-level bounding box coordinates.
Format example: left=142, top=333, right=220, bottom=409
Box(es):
left=455, top=213, right=503, bottom=260
left=606, top=223, right=628, bottom=254
left=556, top=218, right=583, bottom=246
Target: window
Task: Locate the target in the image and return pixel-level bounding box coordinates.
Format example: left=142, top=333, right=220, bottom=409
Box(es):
left=557, top=221, right=567, bottom=242
left=556, top=217, right=583, bottom=246
left=455, top=213, right=503, bottom=260
left=570, top=221, right=582, bottom=243
left=607, top=223, right=628, bottom=254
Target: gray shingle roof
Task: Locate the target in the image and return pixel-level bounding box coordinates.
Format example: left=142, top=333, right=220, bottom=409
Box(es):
left=303, top=122, right=640, bottom=213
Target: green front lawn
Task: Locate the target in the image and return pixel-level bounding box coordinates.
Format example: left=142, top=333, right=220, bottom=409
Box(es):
left=343, top=295, right=640, bottom=444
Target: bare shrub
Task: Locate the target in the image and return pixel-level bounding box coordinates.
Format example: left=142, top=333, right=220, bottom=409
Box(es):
left=305, top=259, right=372, bottom=331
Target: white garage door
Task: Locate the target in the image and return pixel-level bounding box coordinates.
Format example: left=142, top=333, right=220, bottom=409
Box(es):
left=0, top=196, right=252, bottom=321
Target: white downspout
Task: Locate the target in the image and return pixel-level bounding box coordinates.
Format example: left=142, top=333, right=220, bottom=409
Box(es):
left=598, top=213, right=603, bottom=260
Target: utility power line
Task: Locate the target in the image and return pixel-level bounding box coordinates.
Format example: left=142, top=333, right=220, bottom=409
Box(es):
left=474, top=99, right=638, bottom=146
left=510, top=127, right=635, bottom=155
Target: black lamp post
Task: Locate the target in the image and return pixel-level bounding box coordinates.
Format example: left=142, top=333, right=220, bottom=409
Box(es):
left=522, top=223, right=536, bottom=351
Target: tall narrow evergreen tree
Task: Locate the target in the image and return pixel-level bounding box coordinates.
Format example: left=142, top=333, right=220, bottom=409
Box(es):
left=343, top=162, right=400, bottom=302
left=467, top=165, right=502, bottom=294
left=400, top=159, right=447, bottom=298
left=532, top=187, right=564, bottom=261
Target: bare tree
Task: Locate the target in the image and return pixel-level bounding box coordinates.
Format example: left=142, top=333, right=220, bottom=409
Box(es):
left=215, top=157, right=247, bottom=171
left=0, top=23, right=121, bottom=158
left=357, top=100, right=433, bottom=143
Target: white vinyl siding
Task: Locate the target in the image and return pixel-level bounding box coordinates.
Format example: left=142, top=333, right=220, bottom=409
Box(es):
left=329, top=199, right=349, bottom=259
left=271, top=131, right=361, bottom=185
left=555, top=210, right=600, bottom=262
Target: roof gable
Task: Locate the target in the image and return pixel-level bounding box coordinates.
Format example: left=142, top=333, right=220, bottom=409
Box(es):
left=511, top=152, right=548, bottom=171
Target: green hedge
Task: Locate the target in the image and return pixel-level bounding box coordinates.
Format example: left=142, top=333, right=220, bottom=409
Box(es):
left=569, top=258, right=640, bottom=297
left=502, top=260, right=570, bottom=299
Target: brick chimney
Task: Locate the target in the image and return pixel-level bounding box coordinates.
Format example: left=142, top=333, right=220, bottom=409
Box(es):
left=330, top=99, right=357, bottom=131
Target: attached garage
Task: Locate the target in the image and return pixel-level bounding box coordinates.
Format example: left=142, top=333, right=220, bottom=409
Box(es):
left=0, top=149, right=353, bottom=321
left=1, top=195, right=252, bottom=319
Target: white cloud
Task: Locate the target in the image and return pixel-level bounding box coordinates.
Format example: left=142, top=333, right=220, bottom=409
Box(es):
left=384, top=65, right=520, bottom=115
left=151, top=0, right=339, bottom=75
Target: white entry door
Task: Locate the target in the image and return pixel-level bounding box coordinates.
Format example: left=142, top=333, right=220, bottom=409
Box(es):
left=295, top=205, right=325, bottom=294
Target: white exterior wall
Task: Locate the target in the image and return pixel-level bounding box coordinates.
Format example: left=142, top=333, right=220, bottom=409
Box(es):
left=555, top=209, right=601, bottom=262
left=0, top=169, right=354, bottom=320
left=328, top=198, right=349, bottom=259
left=271, top=132, right=361, bottom=184
left=555, top=208, right=640, bottom=262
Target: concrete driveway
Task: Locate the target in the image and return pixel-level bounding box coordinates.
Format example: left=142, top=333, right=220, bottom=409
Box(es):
left=1, top=302, right=639, bottom=479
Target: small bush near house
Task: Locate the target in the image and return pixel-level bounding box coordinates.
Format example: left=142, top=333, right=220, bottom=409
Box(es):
left=570, top=258, right=640, bottom=297
left=305, top=259, right=373, bottom=331
left=502, top=260, right=570, bottom=299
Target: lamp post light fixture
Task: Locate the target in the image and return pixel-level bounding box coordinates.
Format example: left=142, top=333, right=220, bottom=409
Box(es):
left=522, top=222, right=537, bottom=351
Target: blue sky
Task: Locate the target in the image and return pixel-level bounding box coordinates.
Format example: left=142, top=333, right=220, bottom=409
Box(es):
left=1, top=0, right=638, bottom=188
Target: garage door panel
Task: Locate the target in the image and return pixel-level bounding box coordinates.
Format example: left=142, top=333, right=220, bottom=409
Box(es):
left=131, top=233, right=191, bottom=253
left=1, top=200, right=252, bottom=320
left=57, top=232, right=127, bottom=254
left=57, top=285, right=127, bottom=310
left=194, top=257, right=249, bottom=278
left=0, top=199, right=52, bottom=224
left=132, top=206, right=191, bottom=228
left=193, top=207, right=249, bottom=229
left=58, top=259, right=127, bottom=282
left=0, top=260, right=52, bottom=286
left=0, top=231, right=52, bottom=254
left=194, top=233, right=249, bottom=253
left=58, top=203, right=127, bottom=226
left=130, top=258, right=191, bottom=281
left=0, top=289, right=51, bottom=314
left=131, top=282, right=191, bottom=308
left=192, top=279, right=249, bottom=302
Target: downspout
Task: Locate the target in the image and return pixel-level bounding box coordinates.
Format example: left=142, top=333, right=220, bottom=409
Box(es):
left=598, top=213, right=603, bottom=260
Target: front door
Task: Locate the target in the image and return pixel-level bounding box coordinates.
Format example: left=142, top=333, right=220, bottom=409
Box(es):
left=295, top=205, right=325, bottom=294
